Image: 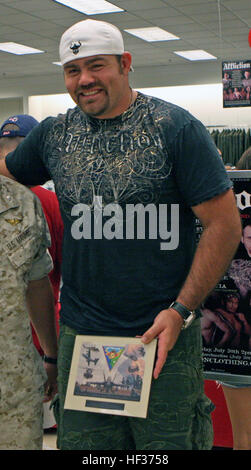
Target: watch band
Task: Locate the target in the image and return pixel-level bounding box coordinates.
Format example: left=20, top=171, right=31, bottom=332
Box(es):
left=169, top=301, right=193, bottom=319
left=43, top=355, right=57, bottom=365
left=169, top=301, right=196, bottom=329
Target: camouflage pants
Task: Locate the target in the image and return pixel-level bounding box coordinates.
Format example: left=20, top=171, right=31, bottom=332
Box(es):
left=0, top=388, right=44, bottom=450
left=53, top=320, right=214, bottom=450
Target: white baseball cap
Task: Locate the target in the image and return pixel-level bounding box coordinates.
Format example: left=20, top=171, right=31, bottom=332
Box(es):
left=59, top=19, right=127, bottom=66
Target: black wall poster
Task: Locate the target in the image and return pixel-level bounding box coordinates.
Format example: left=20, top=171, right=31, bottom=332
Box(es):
left=197, top=171, right=251, bottom=382
left=222, top=60, right=251, bottom=108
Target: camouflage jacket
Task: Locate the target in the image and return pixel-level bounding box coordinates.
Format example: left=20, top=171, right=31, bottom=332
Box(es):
left=0, top=176, right=52, bottom=412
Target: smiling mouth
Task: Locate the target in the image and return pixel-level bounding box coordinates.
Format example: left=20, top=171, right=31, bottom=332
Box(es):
left=78, top=89, right=103, bottom=99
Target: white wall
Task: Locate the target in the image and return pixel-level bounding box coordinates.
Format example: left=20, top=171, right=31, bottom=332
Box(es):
left=29, top=94, right=75, bottom=122
left=138, top=84, right=251, bottom=129
left=0, top=97, right=24, bottom=124
left=28, top=83, right=251, bottom=129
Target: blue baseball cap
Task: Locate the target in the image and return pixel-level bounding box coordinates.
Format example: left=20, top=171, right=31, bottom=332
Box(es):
left=0, top=114, right=39, bottom=138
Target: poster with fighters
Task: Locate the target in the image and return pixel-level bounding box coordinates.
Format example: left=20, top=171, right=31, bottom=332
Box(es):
left=64, top=335, right=157, bottom=418
left=198, top=171, right=251, bottom=382
left=222, top=60, right=251, bottom=108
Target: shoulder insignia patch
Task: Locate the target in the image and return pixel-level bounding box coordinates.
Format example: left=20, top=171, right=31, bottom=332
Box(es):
left=5, top=218, right=22, bottom=225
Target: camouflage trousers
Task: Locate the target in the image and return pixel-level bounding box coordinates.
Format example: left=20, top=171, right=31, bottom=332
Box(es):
left=53, top=320, right=214, bottom=450
left=0, top=388, right=44, bottom=450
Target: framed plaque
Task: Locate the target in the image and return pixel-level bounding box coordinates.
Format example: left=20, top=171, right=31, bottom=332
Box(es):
left=64, top=335, right=157, bottom=418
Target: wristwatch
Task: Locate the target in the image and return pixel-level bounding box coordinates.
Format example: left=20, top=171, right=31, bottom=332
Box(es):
left=169, top=301, right=196, bottom=329
left=43, top=355, right=57, bottom=365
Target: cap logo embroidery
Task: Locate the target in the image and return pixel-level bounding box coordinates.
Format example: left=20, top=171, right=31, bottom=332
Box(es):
left=70, top=41, right=82, bottom=55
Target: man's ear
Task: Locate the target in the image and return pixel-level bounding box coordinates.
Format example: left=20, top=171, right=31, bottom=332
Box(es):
left=121, top=52, right=133, bottom=73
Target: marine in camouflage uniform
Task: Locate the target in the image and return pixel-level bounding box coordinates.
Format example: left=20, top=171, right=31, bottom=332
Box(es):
left=0, top=175, right=53, bottom=450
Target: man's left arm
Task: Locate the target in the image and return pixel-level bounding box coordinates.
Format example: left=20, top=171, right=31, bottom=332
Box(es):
left=142, top=188, right=242, bottom=378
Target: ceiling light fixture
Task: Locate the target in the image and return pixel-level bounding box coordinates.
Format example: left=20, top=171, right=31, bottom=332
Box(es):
left=0, top=42, right=44, bottom=55
left=53, top=0, right=123, bottom=14
left=124, top=27, right=180, bottom=42
left=174, top=50, right=217, bottom=61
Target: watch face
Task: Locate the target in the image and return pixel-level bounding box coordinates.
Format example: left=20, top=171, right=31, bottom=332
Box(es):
left=182, top=312, right=196, bottom=329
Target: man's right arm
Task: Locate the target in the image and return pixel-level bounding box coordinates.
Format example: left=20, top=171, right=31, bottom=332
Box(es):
left=0, top=157, right=16, bottom=180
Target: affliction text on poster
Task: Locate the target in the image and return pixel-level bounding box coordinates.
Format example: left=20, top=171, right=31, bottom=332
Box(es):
left=198, top=171, right=251, bottom=381
left=222, top=60, right=251, bottom=108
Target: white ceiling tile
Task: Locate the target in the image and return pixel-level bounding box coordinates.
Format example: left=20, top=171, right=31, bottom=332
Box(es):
left=222, top=0, right=251, bottom=10
left=167, top=0, right=217, bottom=5
left=113, top=0, right=166, bottom=10
left=134, top=7, right=183, bottom=20
left=175, top=3, right=222, bottom=15
left=155, top=17, right=195, bottom=27
left=0, top=13, right=38, bottom=25
left=3, top=0, right=62, bottom=12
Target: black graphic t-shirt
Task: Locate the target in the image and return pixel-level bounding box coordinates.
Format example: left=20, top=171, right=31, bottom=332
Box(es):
left=6, top=92, right=231, bottom=335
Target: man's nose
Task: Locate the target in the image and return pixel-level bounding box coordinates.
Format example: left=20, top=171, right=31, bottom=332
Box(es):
left=78, top=68, right=95, bottom=87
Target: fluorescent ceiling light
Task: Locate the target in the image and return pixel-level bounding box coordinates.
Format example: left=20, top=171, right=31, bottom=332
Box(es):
left=53, top=0, right=123, bottom=14
left=0, top=42, right=44, bottom=55
left=174, top=50, right=217, bottom=61
left=124, top=27, right=180, bottom=42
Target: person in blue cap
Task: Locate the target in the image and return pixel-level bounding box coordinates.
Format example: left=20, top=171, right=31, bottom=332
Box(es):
left=0, top=114, right=39, bottom=156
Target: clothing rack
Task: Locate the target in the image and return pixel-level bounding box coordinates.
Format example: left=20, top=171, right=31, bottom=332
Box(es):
left=209, top=127, right=251, bottom=166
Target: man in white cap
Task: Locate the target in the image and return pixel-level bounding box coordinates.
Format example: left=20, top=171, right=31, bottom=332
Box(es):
left=59, top=19, right=135, bottom=119
left=0, top=19, right=241, bottom=450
